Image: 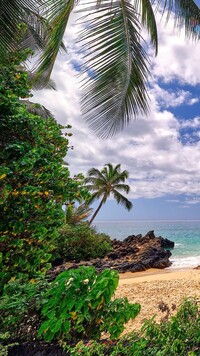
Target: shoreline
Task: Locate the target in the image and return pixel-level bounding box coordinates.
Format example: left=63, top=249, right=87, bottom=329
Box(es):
left=119, top=267, right=199, bottom=283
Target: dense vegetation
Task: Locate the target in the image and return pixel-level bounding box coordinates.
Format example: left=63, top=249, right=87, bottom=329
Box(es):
left=55, top=224, right=112, bottom=261
left=1, top=282, right=199, bottom=356
left=0, top=268, right=140, bottom=349
left=0, top=51, right=87, bottom=288
left=65, top=298, right=200, bottom=355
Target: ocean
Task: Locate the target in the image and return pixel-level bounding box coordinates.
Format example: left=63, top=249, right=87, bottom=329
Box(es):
left=94, top=220, right=200, bottom=269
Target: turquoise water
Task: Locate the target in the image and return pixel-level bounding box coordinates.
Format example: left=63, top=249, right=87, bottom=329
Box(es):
left=94, top=220, right=200, bottom=269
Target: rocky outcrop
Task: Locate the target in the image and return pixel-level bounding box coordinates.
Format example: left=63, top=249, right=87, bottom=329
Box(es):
left=48, top=231, right=174, bottom=279
left=92, top=230, right=173, bottom=273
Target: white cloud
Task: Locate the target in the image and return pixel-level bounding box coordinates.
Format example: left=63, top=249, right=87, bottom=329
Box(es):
left=185, top=197, right=200, bottom=205
left=150, top=85, right=199, bottom=109
left=180, top=116, right=200, bottom=129
left=150, top=15, right=200, bottom=85
left=32, top=9, right=200, bottom=201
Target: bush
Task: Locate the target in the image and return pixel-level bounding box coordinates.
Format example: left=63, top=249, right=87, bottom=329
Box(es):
left=0, top=267, right=140, bottom=344
left=66, top=299, right=200, bottom=356
left=65, top=298, right=200, bottom=356
left=0, top=51, right=81, bottom=287
left=54, top=223, right=112, bottom=261
left=137, top=297, right=200, bottom=355
left=38, top=267, right=140, bottom=342
left=0, top=278, right=49, bottom=340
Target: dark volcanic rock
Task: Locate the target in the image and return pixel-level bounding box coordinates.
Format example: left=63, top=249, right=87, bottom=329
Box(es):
left=157, top=236, right=175, bottom=249
left=47, top=230, right=174, bottom=278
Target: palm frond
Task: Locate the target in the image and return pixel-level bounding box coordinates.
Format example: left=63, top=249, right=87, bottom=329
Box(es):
left=134, top=0, right=158, bottom=54
left=154, top=0, right=200, bottom=39
left=0, top=0, right=48, bottom=58
left=79, top=0, right=150, bottom=138
left=86, top=167, right=107, bottom=182
left=33, top=0, right=77, bottom=86
left=112, top=189, right=133, bottom=210
left=20, top=100, right=55, bottom=119
left=87, top=191, right=104, bottom=204
left=112, top=183, right=130, bottom=193
left=65, top=203, right=93, bottom=224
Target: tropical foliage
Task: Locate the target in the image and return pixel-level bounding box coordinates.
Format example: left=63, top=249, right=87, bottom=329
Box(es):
left=0, top=267, right=141, bottom=342
left=65, top=203, right=93, bottom=225
left=62, top=298, right=200, bottom=355
left=0, top=50, right=83, bottom=288
left=85, top=163, right=133, bottom=224
left=55, top=223, right=112, bottom=261
left=0, top=1, right=200, bottom=136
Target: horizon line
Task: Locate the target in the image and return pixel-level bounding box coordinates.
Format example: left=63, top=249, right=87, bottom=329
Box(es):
left=95, top=219, right=200, bottom=222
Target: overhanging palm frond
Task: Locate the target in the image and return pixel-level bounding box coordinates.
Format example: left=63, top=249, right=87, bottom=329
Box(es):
left=0, top=0, right=48, bottom=58
left=134, top=0, right=158, bottom=54
left=20, top=8, right=49, bottom=52
left=33, top=0, right=77, bottom=87
left=112, top=189, right=133, bottom=210
left=79, top=0, right=150, bottom=138
left=155, top=0, right=200, bottom=39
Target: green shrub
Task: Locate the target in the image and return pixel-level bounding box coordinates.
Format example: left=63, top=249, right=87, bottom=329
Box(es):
left=0, top=278, right=49, bottom=340
left=65, top=298, right=200, bottom=356
left=138, top=297, right=200, bottom=355
left=38, top=267, right=141, bottom=341
left=0, top=51, right=82, bottom=287
left=55, top=223, right=112, bottom=261
left=1, top=267, right=140, bottom=344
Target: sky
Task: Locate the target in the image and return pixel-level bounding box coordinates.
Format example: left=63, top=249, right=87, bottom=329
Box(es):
left=32, top=2, right=200, bottom=221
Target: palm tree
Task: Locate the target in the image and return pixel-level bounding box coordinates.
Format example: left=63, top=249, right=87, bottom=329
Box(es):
left=0, top=1, right=200, bottom=136
left=85, top=163, right=133, bottom=225
left=65, top=203, right=93, bottom=225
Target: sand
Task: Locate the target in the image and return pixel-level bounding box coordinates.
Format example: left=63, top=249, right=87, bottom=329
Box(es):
left=115, top=268, right=200, bottom=333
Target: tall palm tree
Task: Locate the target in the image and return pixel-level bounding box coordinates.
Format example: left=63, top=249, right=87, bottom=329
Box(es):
left=85, top=163, right=133, bottom=225
left=0, top=1, right=200, bottom=136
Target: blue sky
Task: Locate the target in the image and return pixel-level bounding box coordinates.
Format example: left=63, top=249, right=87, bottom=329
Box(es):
left=33, top=3, right=200, bottom=221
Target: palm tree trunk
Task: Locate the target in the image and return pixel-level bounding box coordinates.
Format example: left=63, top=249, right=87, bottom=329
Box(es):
left=89, top=195, right=106, bottom=225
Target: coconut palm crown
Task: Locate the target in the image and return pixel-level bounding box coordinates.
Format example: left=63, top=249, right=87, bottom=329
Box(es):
left=85, top=163, right=133, bottom=224
left=0, top=1, right=200, bottom=137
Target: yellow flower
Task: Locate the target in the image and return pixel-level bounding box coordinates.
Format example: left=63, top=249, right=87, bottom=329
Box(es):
left=44, top=191, right=49, bottom=196
left=30, top=278, right=36, bottom=284
left=0, top=174, right=6, bottom=179
left=9, top=277, right=16, bottom=282
left=70, top=312, right=77, bottom=320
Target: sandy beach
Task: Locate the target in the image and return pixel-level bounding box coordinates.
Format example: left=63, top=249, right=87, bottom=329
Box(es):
left=116, top=268, right=200, bottom=333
